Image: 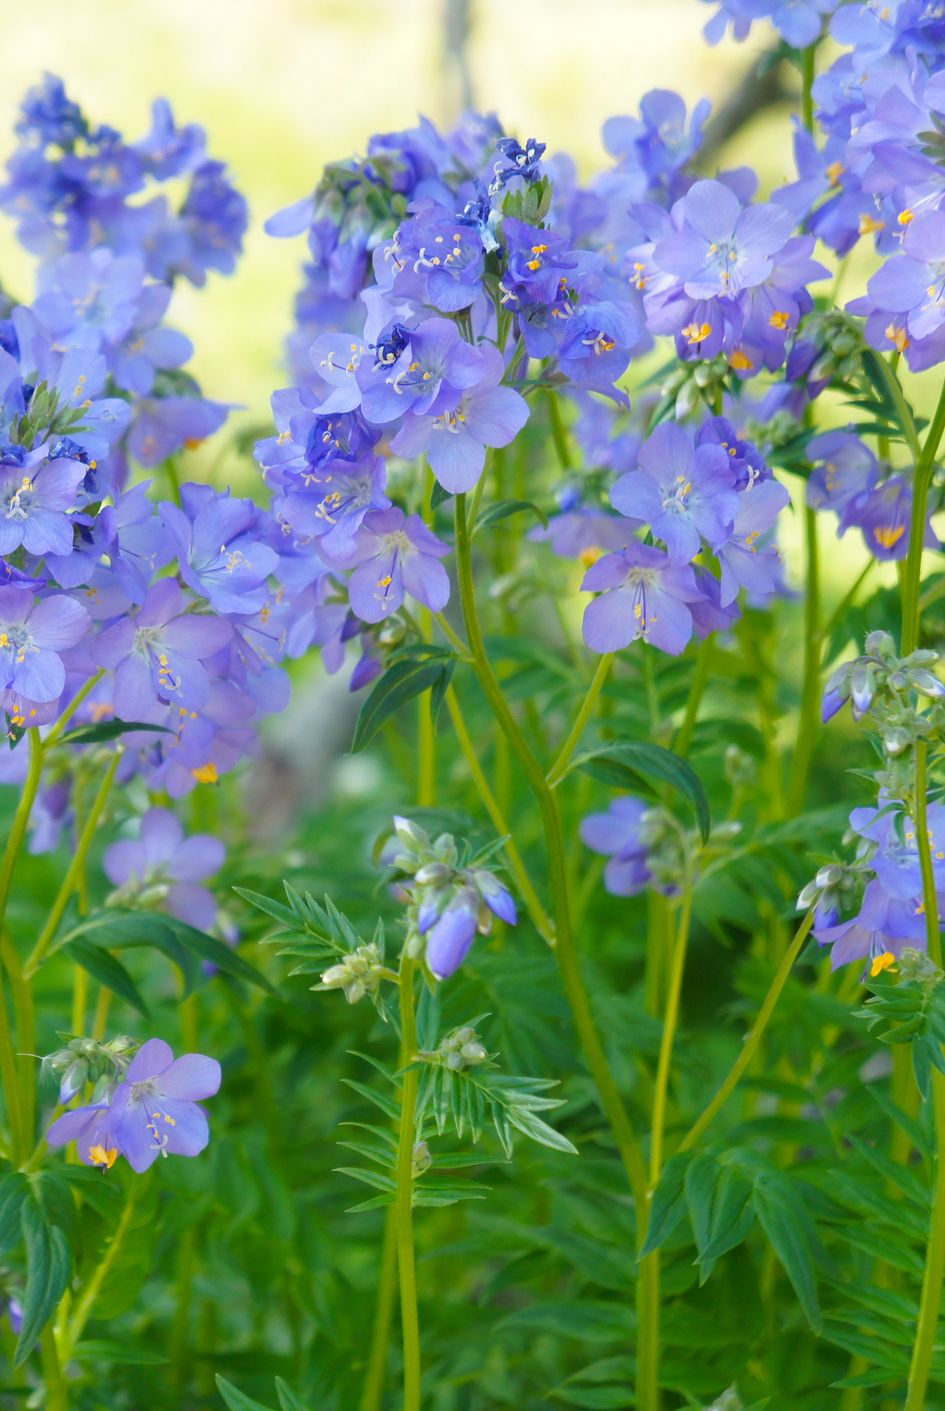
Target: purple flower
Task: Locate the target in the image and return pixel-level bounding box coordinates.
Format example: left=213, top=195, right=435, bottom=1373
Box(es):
left=611, top=423, right=740, bottom=562
left=855, top=211, right=945, bottom=361
left=161, top=490, right=278, bottom=615
left=0, top=453, right=85, bottom=558
left=425, top=894, right=480, bottom=979
left=717, top=479, right=790, bottom=606
left=806, top=430, right=879, bottom=529
left=0, top=588, right=89, bottom=704
left=850, top=803, right=945, bottom=902
left=94, top=578, right=232, bottom=719
left=382, top=205, right=485, bottom=313
left=357, top=318, right=484, bottom=425
left=580, top=796, right=653, bottom=896
left=47, top=1038, right=221, bottom=1173
left=654, top=180, right=795, bottom=302
left=104, top=807, right=225, bottom=931
left=390, top=346, right=529, bottom=492
left=346, top=507, right=450, bottom=624
left=581, top=541, right=703, bottom=656
left=815, top=879, right=928, bottom=973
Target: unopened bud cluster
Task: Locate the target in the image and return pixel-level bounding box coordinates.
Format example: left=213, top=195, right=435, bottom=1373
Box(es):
left=797, top=861, right=862, bottom=926
left=43, top=1034, right=137, bottom=1105
left=660, top=354, right=732, bottom=419
left=318, top=941, right=386, bottom=1005
left=799, top=309, right=865, bottom=384
left=427, top=1024, right=490, bottom=1072
left=823, top=633, right=945, bottom=786
left=389, top=816, right=517, bottom=980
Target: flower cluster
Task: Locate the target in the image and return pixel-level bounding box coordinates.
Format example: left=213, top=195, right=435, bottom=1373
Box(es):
left=740, top=4, right=945, bottom=372
left=812, top=634, right=945, bottom=973
left=46, top=1037, right=220, bottom=1173
left=1, top=75, right=247, bottom=285
left=386, top=815, right=517, bottom=979
left=0, top=78, right=335, bottom=864
left=579, top=418, right=788, bottom=656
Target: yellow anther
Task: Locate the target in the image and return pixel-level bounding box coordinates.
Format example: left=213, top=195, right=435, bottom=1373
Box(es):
left=885, top=323, right=909, bottom=352
left=826, top=161, right=844, bottom=186
left=898, top=208, right=914, bottom=226
left=870, top=952, right=897, bottom=978
left=89, top=1144, right=118, bottom=1171
left=769, top=310, right=790, bottom=330
left=874, top=525, right=905, bottom=549
left=192, top=762, right=219, bottom=784
left=729, top=349, right=754, bottom=371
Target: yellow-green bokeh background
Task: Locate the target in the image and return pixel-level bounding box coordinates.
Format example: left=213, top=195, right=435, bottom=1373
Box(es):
left=0, top=1, right=908, bottom=603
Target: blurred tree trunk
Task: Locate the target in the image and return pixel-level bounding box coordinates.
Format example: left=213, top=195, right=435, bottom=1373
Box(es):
left=442, top=0, right=474, bottom=123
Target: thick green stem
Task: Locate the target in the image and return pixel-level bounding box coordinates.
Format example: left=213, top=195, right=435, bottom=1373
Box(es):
left=394, top=956, right=421, bottom=1411
left=453, top=494, right=648, bottom=1208
left=24, top=750, right=120, bottom=978
left=546, top=654, right=612, bottom=787
left=904, top=740, right=945, bottom=1409
left=678, top=909, right=815, bottom=1154
left=636, top=890, right=693, bottom=1411
left=901, top=376, right=945, bottom=655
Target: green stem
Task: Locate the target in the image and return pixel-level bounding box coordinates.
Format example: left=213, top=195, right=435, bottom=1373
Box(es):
left=2, top=936, right=34, bottom=1161
left=0, top=947, right=24, bottom=1165
left=546, top=391, right=571, bottom=471
left=787, top=506, right=821, bottom=814
left=801, top=45, right=816, bottom=132
left=444, top=685, right=554, bottom=941
left=674, top=639, right=712, bottom=759
left=901, top=375, right=945, bottom=655
left=819, top=559, right=875, bottom=654
left=44, top=670, right=106, bottom=752
left=677, top=909, right=815, bottom=1154
left=904, top=739, right=945, bottom=1410
left=60, top=1179, right=141, bottom=1361
left=872, top=352, right=921, bottom=466
left=40, top=1325, right=68, bottom=1411
left=359, top=1208, right=398, bottom=1411
left=453, top=494, right=647, bottom=1208
left=0, top=729, right=45, bottom=934
left=636, top=889, right=693, bottom=1411
left=547, top=654, right=612, bottom=787
left=24, top=751, right=120, bottom=978
left=394, top=957, right=421, bottom=1411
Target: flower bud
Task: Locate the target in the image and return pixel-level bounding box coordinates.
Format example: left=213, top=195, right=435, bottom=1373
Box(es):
left=884, top=727, right=911, bottom=756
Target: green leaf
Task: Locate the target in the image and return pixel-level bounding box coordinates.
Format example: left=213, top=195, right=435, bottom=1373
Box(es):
left=752, top=1174, right=821, bottom=1332
left=161, top=917, right=278, bottom=996
left=475, top=498, right=548, bottom=534
left=640, top=1152, right=692, bottom=1256
left=351, top=657, right=455, bottom=753
left=504, top=1104, right=578, bottom=1155
left=573, top=742, right=710, bottom=841
left=17, top=1197, right=71, bottom=1365
left=695, top=1161, right=755, bottom=1279
left=0, top=1172, right=27, bottom=1255
left=216, top=1375, right=277, bottom=1411
left=72, top=1340, right=167, bottom=1365
left=275, top=1381, right=315, bottom=1411
left=58, top=718, right=173, bottom=745
left=63, top=938, right=149, bottom=1016
left=431, top=479, right=453, bottom=510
